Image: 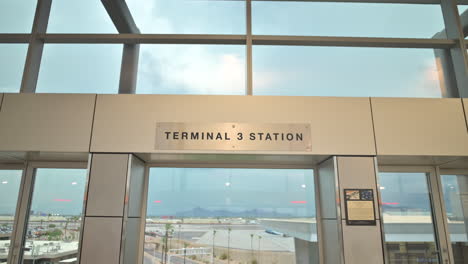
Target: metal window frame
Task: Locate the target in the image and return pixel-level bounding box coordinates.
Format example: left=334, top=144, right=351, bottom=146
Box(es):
left=7, top=161, right=87, bottom=264
left=0, top=0, right=467, bottom=96
left=378, top=166, right=453, bottom=264
left=437, top=168, right=468, bottom=264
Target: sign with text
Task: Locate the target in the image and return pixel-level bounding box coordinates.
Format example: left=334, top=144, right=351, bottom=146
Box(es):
left=344, top=189, right=376, bottom=226
left=155, top=122, right=311, bottom=151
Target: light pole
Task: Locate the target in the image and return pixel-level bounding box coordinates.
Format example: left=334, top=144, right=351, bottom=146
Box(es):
left=212, top=230, right=217, bottom=264
left=227, top=228, right=232, bottom=264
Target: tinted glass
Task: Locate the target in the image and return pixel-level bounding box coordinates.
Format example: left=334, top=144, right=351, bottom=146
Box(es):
left=47, top=0, right=117, bottom=33
left=137, top=45, right=246, bottom=95
left=0, top=44, right=28, bottom=93
left=441, top=174, right=468, bottom=264
left=127, top=0, right=245, bottom=34
left=36, top=44, right=122, bottom=93
left=21, top=169, right=87, bottom=264
left=253, top=46, right=443, bottom=97
left=0, top=170, right=23, bottom=263
left=144, top=168, right=317, bottom=264
left=461, top=6, right=468, bottom=39
left=378, top=172, right=440, bottom=264
left=253, top=2, right=446, bottom=38
left=0, top=0, right=36, bottom=33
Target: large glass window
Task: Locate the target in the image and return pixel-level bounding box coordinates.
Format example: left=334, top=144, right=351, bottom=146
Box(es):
left=126, top=0, right=245, bottom=34
left=0, top=44, right=28, bottom=93
left=378, top=172, right=440, bottom=264
left=47, top=0, right=117, bottom=33
left=253, top=2, right=445, bottom=38
left=253, top=46, right=443, bottom=97
left=0, top=0, right=36, bottom=33
left=21, top=169, right=87, bottom=264
left=441, top=173, right=468, bottom=264
left=0, top=170, right=23, bottom=263
left=136, top=45, right=246, bottom=95
left=144, top=168, right=317, bottom=264
left=36, top=44, right=123, bottom=94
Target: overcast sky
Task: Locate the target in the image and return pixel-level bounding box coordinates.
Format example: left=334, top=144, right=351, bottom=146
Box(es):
left=1, top=0, right=466, bottom=96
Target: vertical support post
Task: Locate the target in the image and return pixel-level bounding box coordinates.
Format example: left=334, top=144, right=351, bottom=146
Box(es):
left=79, top=154, right=146, bottom=264
left=119, top=44, right=140, bottom=94
left=246, top=0, right=253, bottom=95
left=8, top=164, right=35, bottom=264
left=19, top=0, right=52, bottom=93
left=316, top=157, right=344, bottom=264
left=440, top=0, right=468, bottom=97
left=101, top=0, right=140, bottom=94
left=337, top=156, right=385, bottom=264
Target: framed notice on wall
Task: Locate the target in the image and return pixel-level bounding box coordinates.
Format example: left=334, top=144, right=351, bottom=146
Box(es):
left=344, top=189, right=376, bottom=226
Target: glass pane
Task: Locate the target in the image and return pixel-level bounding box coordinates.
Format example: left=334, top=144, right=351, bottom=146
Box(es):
left=460, top=6, right=468, bottom=39
left=253, top=46, right=443, bottom=98
left=21, top=169, right=87, bottom=264
left=253, top=2, right=446, bottom=38
left=36, top=44, right=123, bottom=93
left=0, top=44, right=28, bottom=93
left=136, top=45, right=246, bottom=95
left=0, top=170, right=23, bottom=263
left=144, top=168, right=318, bottom=264
left=127, top=0, right=245, bottom=34
left=441, top=174, right=468, bottom=264
left=378, top=172, right=440, bottom=264
left=47, top=0, right=117, bottom=33
left=0, top=0, right=36, bottom=33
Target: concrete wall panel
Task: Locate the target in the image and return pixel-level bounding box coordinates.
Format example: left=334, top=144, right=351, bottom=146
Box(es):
left=341, top=220, right=384, bottom=264
left=372, top=98, right=468, bottom=156
left=80, top=217, right=123, bottom=264
left=0, top=93, right=95, bottom=152
left=86, top=154, right=128, bottom=217
left=91, top=95, right=376, bottom=155
left=337, top=157, right=380, bottom=219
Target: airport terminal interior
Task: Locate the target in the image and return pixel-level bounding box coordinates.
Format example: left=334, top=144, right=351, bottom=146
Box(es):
left=1, top=0, right=468, bottom=264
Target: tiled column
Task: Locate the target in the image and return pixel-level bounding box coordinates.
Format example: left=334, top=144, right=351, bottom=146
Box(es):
left=78, top=154, right=145, bottom=264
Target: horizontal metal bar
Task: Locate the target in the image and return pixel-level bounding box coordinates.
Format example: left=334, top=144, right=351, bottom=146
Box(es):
left=253, top=35, right=457, bottom=48
left=34, top=34, right=456, bottom=48
left=39, top=34, right=247, bottom=44
left=0, top=34, right=31, bottom=43
left=232, top=0, right=447, bottom=4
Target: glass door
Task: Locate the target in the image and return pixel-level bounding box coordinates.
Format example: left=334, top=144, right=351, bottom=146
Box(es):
left=378, top=167, right=451, bottom=264
left=439, top=169, right=468, bottom=264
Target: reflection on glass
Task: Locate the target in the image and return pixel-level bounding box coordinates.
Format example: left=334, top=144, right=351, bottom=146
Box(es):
left=0, top=170, right=22, bottom=263
left=379, top=172, right=440, bottom=264
left=21, top=169, right=87, bottom=264
left=0, top=44, right=28, bottom=93
left=0, top=0, right=36, bottom=33
left=36, top=44, right=123, bottom=94
left=253, top=46, right=443, bottom=98
left=48, top=0, right=117, bottom=33
left=144, top=168, right=317, bottom=264
left=253, top=2, right=445, bottom=38
left=136, top=45, right=246, bottom=95
left=126, top=0, right=245, bottom=34
left=441, top=174, right=468, bottom=264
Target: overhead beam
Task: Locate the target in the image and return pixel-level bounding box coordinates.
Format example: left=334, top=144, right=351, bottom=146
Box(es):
left=101, top=0, right=139, bottom=34
left=101, top=0, right=140, bottom=94
left=0, top=34, right=31, bottom=43
left=36, top=34, right=455, bottom=48
left=440, top=0, right=468, bottom=97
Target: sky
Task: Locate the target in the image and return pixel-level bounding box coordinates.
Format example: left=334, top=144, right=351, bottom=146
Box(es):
left=0, top=0, right=466, bottom=96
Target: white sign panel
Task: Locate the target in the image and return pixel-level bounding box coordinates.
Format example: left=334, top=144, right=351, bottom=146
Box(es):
left=155, top=122, right=311, bottom=151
